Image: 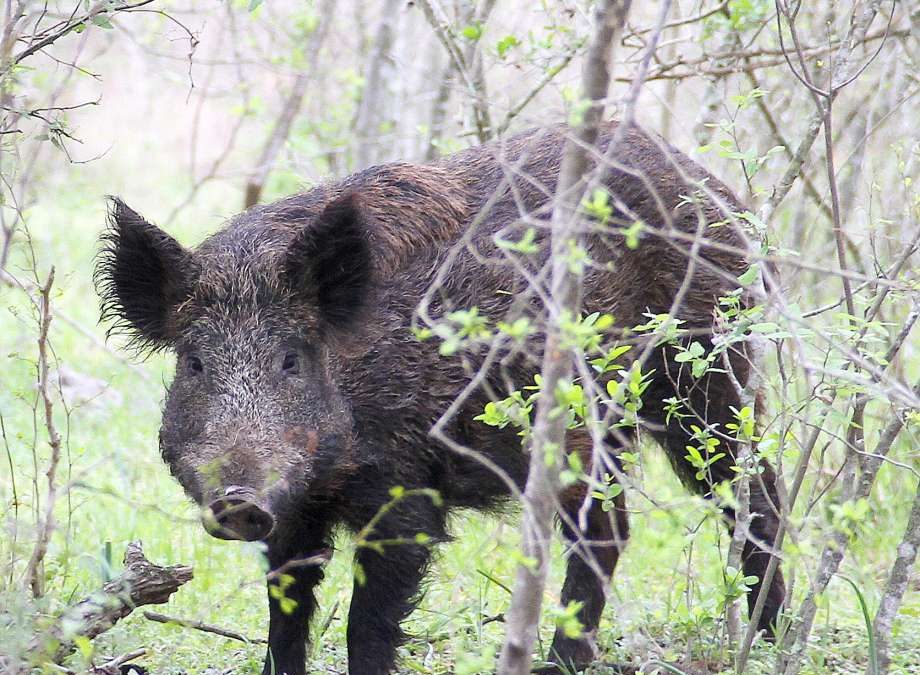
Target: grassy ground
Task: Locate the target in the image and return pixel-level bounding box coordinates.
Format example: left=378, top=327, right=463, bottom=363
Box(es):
left=2, top=173, right=919, bottom=675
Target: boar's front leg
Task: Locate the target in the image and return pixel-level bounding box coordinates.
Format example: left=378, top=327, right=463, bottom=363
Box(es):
left=345, top=490, right=447, bottom=675
left=262, top=517, right=333, bottom=675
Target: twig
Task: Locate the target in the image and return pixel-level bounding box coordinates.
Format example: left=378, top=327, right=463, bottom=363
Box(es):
left=629, top=0, right=729, bottom=36
left=613, top=26, right=907, bottom=83
left=691, top=3, right=744, bottom=146
left=102, top=648, right=147, bottom=667
left=312, top=599, right=341, bottom=651
left=0, top=268, right=151, bottom=379
left=164, top=3, right=249, bottom=226
left=5, top=0, right=156, bottom=71
left=742, top=68, right=832, bottom=221
left=143, top=611, right=266, bottom=644
left=721, top=332, right=765, bottom=668
left=496, top=51, right=577, bottom=137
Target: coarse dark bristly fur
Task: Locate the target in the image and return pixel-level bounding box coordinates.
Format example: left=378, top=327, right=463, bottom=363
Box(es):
left=95, top=121, right=785, bottom=675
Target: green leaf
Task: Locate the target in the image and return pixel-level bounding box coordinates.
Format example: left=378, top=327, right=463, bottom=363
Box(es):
left=737, top=264, right=760, bottom=287
left=496, top=34, right=520, bottom=58
left=623, top=220, right=645, bottom=249
left=412, top=326, right=433, bottom=340
left=495, top=227, right=540, bottom=254
left=497, top=317, right=532, bottom=340
left=475, top=401, right=508, bottom=427
left=74, top=635, right=93, bottom=660
left=91, top=14, right=113, bottom=29
left=461, top=23, right=483, bottom=40
left=249, top=0, right=264, bottom=11
left=594, top=314, right=614, bottom=330
left=691, top=359, right=708, bottom=378
left=685, top=445, right=703, bottom=466
left=582, top=188, right=612, bottom=223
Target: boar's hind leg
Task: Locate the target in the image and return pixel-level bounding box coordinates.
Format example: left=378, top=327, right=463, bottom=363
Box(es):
left=263, top=520, right=333, bottom=675
left=346, top=490, right=447, bottom=675
left=546, top=466, right=629, bottom=672
left=645, top=340, right=786, bottom=637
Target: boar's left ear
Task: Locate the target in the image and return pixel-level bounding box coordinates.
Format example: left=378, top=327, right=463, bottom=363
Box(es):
left=284, top=192, right=372, bottom=331
left=94, top=198, right=197, bottom=354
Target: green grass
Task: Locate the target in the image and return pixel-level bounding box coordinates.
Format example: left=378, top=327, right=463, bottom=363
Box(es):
left=2, top=188, right=919, bottom=675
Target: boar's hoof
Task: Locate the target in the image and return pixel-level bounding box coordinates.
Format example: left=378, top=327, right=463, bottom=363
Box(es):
left=202, top=487, right=274, bottom=541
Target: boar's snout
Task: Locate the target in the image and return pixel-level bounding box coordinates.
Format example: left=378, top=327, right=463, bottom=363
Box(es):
left=202, top=486, right=275, bottom=541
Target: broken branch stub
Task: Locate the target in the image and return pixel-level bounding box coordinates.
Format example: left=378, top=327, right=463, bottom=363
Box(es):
left=39, top=541, right=193, bottom=664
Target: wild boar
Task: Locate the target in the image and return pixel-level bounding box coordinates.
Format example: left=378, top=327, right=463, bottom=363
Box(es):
left=96, top=122, right=784, bottom=674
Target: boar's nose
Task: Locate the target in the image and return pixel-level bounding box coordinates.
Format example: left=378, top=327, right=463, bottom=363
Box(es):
left=202, top=486, right=275, bottom=542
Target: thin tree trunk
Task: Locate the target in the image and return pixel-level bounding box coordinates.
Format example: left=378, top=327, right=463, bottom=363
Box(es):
left=458, top=0, right=496, bottom=142
left=496, top=2, right=632, bottom=673
left=425, top=56, right=454, bottom=160
left=416, top=0, right=494, bottom=143
left=353, top=0, right=402, bottom=169
left=659, top=2, right=680, bottom=140
left=243, top=0, right=335, bottom=208
left=872, top=474, right=920, bottom=674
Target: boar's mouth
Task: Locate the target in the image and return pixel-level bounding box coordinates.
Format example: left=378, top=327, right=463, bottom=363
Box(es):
left=201, top=485, right=275, bottom=541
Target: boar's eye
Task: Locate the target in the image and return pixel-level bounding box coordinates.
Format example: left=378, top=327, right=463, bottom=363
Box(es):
left=186, top=354, right=203, bottom=375
left=282, top=351, right=300, bottom=375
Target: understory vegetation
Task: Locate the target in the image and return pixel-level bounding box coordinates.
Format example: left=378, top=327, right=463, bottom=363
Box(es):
left=2, top=1, right=918, bottom=674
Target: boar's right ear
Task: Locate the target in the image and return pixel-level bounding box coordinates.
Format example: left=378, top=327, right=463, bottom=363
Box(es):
left=284, top=192, right=372, bottom=332
left=94, top=198, right=196, bottom=354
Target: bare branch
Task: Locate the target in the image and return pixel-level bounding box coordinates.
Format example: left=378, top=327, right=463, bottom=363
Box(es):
left=4, top=0, right=157, bottom=72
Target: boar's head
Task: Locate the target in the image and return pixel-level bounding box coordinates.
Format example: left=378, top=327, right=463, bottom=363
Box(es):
left=95, top=194, right=371, bottom=541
